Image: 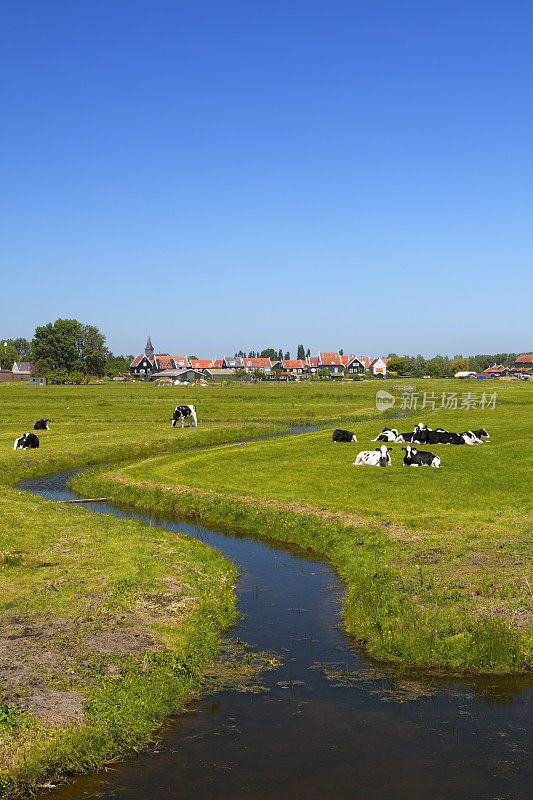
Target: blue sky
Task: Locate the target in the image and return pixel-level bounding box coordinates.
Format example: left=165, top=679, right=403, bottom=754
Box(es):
left=1, top=0, right=531, bottom=358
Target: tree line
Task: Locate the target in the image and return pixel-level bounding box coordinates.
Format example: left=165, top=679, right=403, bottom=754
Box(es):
left=234, top=345, right=312, bottom=361
left=386, top=352, right=523, bottom=378
left=1, top=319, right=131, bottom=382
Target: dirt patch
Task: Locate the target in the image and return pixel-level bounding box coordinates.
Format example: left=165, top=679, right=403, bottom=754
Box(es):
left=474, top=605, right=533, bottom=627
left=0, top=613, right=158, bottom=727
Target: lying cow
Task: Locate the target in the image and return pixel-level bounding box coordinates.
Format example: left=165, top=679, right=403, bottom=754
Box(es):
left=354, top=444, right=392, bottom=467
left=461, top=428, right=490, bottom=443
left=416, top=429, right=465, bottom=445
left=395, top=431, right=416, bottom=442
left=460, top=430, right=484, bottom=445
left=33, top=419, right=49, bottom=430
left=171, top=404, right=197, bottom=428
left=401, top=445, right=441, bottom=468
left=333, top=428, right=358, bottom=443
left=372, top=427, right=398, bottom=442
left=471, top=427, right=490, bottom=440
left=14, top=433, right=40, bottom=450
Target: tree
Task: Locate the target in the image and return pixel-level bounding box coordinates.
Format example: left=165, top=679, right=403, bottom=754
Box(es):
left=260, top=348, right=278, bottom=360
left=297, top=344, right=305, bottom=360
left=188, top=355, right=198, bottom=361
left=32, top=319, right=109, bottom=375
left=278, top=349, right=283, bottom=362
left=387, top=354, right=406, bottom=374
left=318, top=368, right=330, bottom=378
left=78, top=324, right=110, bottom=375
left=426, top=359, right=441, bottom=378
left=0, top=340, right=18, bottom=370
left=12, top=337, right=31, bottom=357
left=450, top=356, right=469, bottom=374
left=339, top=348, right=343, bottom=356
left=411, top=354, right=428, bottom=377
left=105, top=355, right=131, bottom=378
left=284, top=351, right=290, bottom=360
left=306, top=348, right=310, bottom=357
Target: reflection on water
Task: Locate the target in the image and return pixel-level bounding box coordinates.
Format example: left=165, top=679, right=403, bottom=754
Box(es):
left=18, top=469, right=532, bottom=800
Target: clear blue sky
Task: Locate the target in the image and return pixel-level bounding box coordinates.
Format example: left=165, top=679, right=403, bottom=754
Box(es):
left=1, top=0, right=531, bottom=358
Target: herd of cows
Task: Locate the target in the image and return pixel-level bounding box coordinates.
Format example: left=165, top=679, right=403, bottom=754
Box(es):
left=12, top=405, right=199, bottom=450
left=12, top=406, right=488, bottom=472
left=333, top=422, right=490, bottom=468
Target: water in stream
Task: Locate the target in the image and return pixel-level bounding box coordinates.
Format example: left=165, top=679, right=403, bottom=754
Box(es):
left=19, top=470, right=532, bottom=800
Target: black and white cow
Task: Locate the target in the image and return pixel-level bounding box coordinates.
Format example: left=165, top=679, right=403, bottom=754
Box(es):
left=416, top=429, right=465, bottom=445
left=354, top=444, right=392, bottom=466
left=333, top=428, right=358, bottom=443
left=395, top=431, right=416, bottom=442
left=372, top=427, right=399, bottom=442
left=460, top=428, right=490, bottom=443
left=401, top=445, right=440, bottom=468
left=171, top=405, right=197, bottom=428
left=33, top=419, right=49, bottom=430
left=460, top=430, right=484, bottom=444
left=14, top=433, right=40, bottom=450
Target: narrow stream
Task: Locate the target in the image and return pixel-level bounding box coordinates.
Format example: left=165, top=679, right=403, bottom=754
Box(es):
left=19, top=456, right=532, bottom=800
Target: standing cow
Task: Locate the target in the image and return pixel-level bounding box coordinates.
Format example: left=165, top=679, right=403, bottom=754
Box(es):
left=172, top=405, right=198, bottom=428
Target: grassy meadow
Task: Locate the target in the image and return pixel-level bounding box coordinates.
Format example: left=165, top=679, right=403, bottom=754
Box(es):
left=0, top=378, right=531, bottom=795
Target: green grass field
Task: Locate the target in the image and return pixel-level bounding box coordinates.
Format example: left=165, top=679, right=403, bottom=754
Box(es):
left=0, top=378, right=531, bottom=796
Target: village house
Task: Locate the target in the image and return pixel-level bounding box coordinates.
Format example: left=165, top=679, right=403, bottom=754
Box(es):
left=278, top=359, right=308, bottom=374
left=306, top=356, right=319, bottom=374
left=241, top=357, right=272, bottom=374
left=222, top=356, right=244, bottom=369
left=513, top=354, right=533, bottom=373
left=341, top=355, right=365, bottom=375
left=317, top=352, right=344, bottom=377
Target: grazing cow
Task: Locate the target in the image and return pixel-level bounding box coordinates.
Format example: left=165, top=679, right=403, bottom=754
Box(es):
left=33, top=419, right=49, bottom=430
left=333, top=428, right=358, bottom=443
left=13, top=433, right=40, bottom=450
left=416, top=429, right=465, bottom=445
left=372, top=427, right=399, bottom=442
left=171, top=404, right=197, bottom=428
left=354, top=445, right=392, bottom=467
left=401, top=445, right=441, bottom=468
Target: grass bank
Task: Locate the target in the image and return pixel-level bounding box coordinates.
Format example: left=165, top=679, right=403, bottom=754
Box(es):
left=0, top=383, right=291, bottom=796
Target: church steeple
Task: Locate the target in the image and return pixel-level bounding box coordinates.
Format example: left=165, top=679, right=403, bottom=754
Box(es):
left=145, top=336, right=154, bottom=360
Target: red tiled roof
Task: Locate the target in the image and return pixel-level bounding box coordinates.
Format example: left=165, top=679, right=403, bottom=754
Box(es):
left=173, top=356, right=190, bottom=367
left=318, top=352, right=342, bottom=365
left=358, top=356, right=372, bottom=369
left=242, top=358, right=272, bottom=367
left=154, top=355, right=175, bottom=370
left=306, top=356, right=319, bottom=367
left=130, top=354, right=153, bottom=368
left=515, top=354, right=533, bottom=363
left=282, top=360, right=306, bottom=369
left=214, top=360, right=223, bottom=368
left=190, top=360, right=216, bottom=369
left=340, top=354, right=355, bottom=366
